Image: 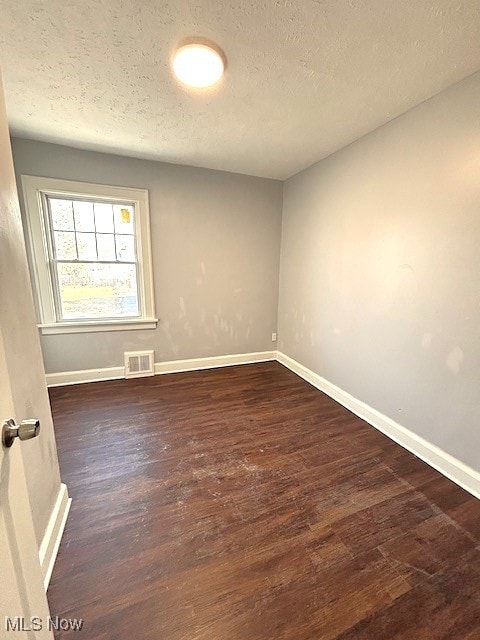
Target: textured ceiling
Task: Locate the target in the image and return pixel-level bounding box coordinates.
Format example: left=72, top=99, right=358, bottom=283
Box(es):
left=1, top=1, right=480, bottom=179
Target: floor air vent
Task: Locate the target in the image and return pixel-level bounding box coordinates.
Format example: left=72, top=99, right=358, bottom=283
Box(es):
left=124, top=350, right=155, bottom=378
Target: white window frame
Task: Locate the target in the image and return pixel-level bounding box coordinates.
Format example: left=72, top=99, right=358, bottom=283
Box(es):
left=21, top=175, right=157, bottom=335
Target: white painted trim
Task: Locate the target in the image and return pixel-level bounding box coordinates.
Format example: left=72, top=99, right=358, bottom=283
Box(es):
left=39, top=318, right=158, bottom=335
left=45, top=351, right=276, bottom=387
left=46, top=366, right=125, bottom=387
left=276, top=351, right=480, bottom=500
left=154, top=351, right=276, bottom=375
left=21, top=174, right=156, bottom=329
left=39, top=483, right=71, bottom=590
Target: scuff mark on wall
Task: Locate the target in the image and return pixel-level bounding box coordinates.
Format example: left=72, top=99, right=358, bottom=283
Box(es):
left=446, top=346, right=464, bottom=375
left=179, top=296, right=186, bottom=318
left=421, top=332, right=433, bottom=349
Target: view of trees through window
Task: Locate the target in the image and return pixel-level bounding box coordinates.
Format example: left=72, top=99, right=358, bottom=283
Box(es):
left=47, top=196, right=140, bottom=320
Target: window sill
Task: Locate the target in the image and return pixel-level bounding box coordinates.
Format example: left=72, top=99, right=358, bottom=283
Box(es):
left=38, top=318, right=158, bottom=335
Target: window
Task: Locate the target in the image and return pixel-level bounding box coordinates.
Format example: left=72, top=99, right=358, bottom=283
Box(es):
left=22, top=176, right=157, bottom=334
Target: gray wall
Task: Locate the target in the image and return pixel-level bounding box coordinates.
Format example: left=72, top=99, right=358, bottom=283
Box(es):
left=11, top=139, right=283, bottom=374
left=278, top=71, right=480, bottom=471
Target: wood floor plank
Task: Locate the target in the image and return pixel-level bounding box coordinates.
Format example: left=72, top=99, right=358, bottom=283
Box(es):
left=47, top=362, right=480, bottom=639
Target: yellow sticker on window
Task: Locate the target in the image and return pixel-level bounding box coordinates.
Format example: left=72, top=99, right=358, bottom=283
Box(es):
left=121, top=208, right=131, bottom=223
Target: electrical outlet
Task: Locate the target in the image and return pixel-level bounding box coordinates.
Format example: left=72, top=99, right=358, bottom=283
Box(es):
left=271, top=332, right=277, bottom=342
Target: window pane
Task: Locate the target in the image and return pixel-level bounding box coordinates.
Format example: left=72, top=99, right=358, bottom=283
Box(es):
left=56, top=262, right=139, bottom=319
left=96, top=233, right=116, bottom=261
left=115, top=235, right=135, bottom=261
left=94, top=203, right=114, bottom=233
left=73, top=201, right=95, bottom=231
left=54, top=231, right=77, bottom=260
left=76, top=232, right=97, bottom=261
left=114, top=205, right=134, bottom=234
left=50, top=199, right=74, bottom=231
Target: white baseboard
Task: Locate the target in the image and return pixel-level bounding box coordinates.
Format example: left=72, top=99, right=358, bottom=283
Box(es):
left=46, top=366, right=125, bottom=387
left=276, top=351, right=480, bottom=500
left=46, top=351, right=276, bottom=387
left=39, top=483, right=71, bottom=590
left=154, top=351, right=277, bottom=375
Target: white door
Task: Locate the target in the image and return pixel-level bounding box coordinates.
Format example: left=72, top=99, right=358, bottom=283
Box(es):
left=0, top=71, right=54, bottom=638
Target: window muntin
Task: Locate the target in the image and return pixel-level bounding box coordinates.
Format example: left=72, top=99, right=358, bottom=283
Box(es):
left=45, top=195, right=141, bottom=321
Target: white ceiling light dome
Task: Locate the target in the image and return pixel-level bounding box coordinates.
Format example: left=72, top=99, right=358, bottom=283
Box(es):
left=172, top=41, right=225, bottom=88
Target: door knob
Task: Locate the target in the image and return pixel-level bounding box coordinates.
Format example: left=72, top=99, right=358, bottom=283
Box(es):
left=2, top=418, right=40, bottom=448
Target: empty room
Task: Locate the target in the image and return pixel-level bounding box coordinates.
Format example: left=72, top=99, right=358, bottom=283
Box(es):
left=1, top=1, right=480, bottom=638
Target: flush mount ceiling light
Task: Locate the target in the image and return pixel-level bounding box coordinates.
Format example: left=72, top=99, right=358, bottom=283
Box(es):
left=172, top=41, right=225, bottom=88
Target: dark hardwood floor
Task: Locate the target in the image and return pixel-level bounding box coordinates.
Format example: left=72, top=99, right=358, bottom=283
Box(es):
left=47, top=362, right=480, bottom=639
